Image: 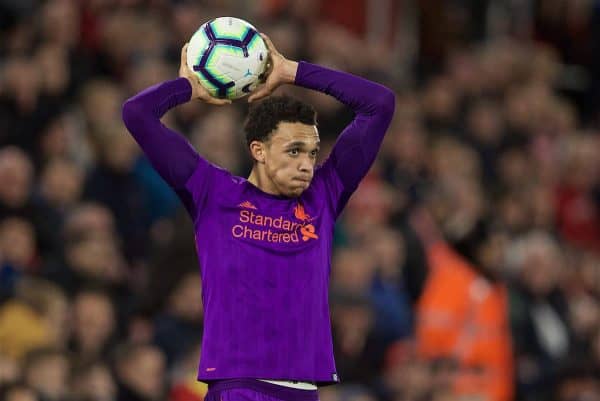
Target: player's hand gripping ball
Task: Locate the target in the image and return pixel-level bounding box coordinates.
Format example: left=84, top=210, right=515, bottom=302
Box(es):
left=186, top=17, right=269, bottom=100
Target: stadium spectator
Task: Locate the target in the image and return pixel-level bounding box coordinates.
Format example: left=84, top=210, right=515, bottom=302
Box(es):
left=70, top=359, right=117, bottom=401
left=70, top=289, right=117, bottom=365
left=113, top=343, right=166, bottom=401
left=0, top=383, right=40, bottom=401
left=153, top=271, right=203, bottom=367
left=22, top=347, right=70, bottom=401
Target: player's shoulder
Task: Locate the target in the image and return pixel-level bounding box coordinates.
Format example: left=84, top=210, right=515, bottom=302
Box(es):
left=186, top=158, right=243, bottom=193
left=208, top=164, right=247, bottom=190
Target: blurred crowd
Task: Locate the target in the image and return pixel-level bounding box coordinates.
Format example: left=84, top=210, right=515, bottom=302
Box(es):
left=1, top=0, right=600, bottom=401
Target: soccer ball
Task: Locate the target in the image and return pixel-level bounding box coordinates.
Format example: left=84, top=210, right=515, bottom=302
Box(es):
left=186, top=17, right=269, bottom=100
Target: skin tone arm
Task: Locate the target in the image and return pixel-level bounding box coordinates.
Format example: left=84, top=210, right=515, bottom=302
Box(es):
left=247, top=34, right=299, bottom=103
left=178, top=43, right=232, bottom=106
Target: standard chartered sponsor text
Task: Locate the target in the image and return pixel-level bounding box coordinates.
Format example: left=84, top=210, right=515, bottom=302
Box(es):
left=232, top=210, right=305, bottom=243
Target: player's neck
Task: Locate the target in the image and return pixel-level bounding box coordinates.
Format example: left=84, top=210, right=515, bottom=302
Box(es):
left=248, top=167, right=281, bottom=196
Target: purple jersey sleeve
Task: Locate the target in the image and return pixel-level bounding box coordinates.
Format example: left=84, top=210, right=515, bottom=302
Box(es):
left=294, top=62, right=395, bottom=214
left=122, top=77, right=212, bottom=218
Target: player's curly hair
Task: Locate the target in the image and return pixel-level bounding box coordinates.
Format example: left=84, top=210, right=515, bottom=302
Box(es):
left=244, top=95, right=317, bottom=147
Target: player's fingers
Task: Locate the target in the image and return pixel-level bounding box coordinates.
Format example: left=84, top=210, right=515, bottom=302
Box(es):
left=260, top=33, right=273, bottom=48
left=247, top=83, right=269, bottom=102
left=265, top=57, right=274, bottom=75
left=258, top=66, right=271, bottom=84
left=204, top=96, right=231, bottom=106
left=181, top=43, right=189, bottom=63
left=247, top=90, right=265, bottom=103
left=258, top=52, right=274, bottom=82
left=260, top=33, right=278, bottom=56
left=248, top=86, right=271, bottom=103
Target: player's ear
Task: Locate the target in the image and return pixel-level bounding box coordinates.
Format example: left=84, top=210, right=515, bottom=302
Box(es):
left=249, top=140, right=266, bottom=163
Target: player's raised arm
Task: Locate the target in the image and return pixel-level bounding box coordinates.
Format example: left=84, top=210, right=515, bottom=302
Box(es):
left=121, top=44, right=230, bottom=191
left=294, top=64, right=395, bottom=194
left=249, top=34, right=395, bottom=195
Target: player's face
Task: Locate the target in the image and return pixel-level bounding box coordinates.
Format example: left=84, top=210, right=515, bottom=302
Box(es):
left=264, top=122, right=320, bottom=198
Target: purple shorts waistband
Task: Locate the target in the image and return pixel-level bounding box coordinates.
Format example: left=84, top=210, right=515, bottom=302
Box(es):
left=207, top=379, right=319, bottom=401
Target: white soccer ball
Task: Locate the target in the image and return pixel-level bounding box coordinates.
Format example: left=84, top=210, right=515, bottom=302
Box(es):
left=186, top=17, right=269, bottom=100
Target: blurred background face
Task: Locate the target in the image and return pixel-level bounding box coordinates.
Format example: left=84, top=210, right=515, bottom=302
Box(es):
left=3, top=387, right=39, bottom=401
left=476, top=230, right=509, bottom=279
left=466, top=100, right=504, bottom=146
left=563, top=136, right=600, bottom=190
left=127, top=58, right=171, bottom=94
left=384, top=119, right=427, bottom=174
left=517, top=235, right=563, bottom=296
left=0, top=355, right=20, bottom=385
left=318, top=387, right=340, bottom=401
left=332, top=248, right=376, bottom=293
left=41, top=0, right=79, bottom=47
left=168, top=272, right=203, bottom=322
left=344, top=177, right=396, bottom=238
left=497, top=192, right=531, bottom=234
left=118, top=346, right=165, bottom=400
left=40, top=159, right=84, bottom=209
left=430, top=138, right=480, bottom=181
left=81, top=81, right=123, bottom=128
left=35, top=43, right=69, bottom=96
left=0, top=217, right=36, bottom=268
left=569, top=295, right=600, bottom=338
left=267, top=21, right=303, bottom=60
left=64, top=204, right=116, bottom=240
left=73, top=292, right=115, bottom=355
left=25, top=353, right=69, bottom=401
left=63, top=204, right=124, bottom=283
left=332, top=301, right=374, bottom=356
left=191, top=109, right=242, bottom=173
left=0, top=147, right=33, bottom=208
left=422, top=77, right=459, bottom=124
left=91, top=124, right=140, bottom=172
left=365, top=227, right=405, bottom=280
left=71, top=362, right=116, bottom=401
left=98, top=11, right=138, bottom=68
left=496, top=147, right=531, bottom=190
left=44, top=294, right=70, bottom=348
left=38, top=113, right=88, bottom=164
left=385, top=357, right=432, bottom=400
left=66, top=233, right=125, bottom=283
left=426, top=174, right=484, bottom=244
left=170, top=1, right=206, bottom=45
left=3, top=58, right=41, bottom=112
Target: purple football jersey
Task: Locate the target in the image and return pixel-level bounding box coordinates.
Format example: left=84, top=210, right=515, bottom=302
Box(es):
left=122, top=62, right=395, bottom=384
